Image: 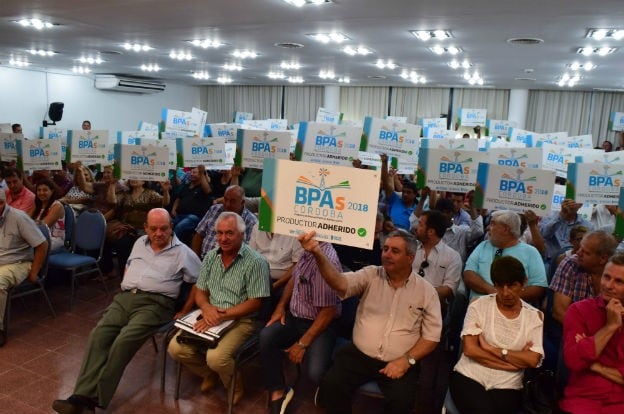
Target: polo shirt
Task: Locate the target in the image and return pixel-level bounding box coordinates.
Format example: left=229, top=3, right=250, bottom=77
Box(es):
left=0, top=205, right=45, bottom=265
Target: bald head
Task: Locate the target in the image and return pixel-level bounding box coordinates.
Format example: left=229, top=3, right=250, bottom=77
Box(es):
left=145, top=208, right=173, bottom=250
left=224, top=185, right=245, bottom=214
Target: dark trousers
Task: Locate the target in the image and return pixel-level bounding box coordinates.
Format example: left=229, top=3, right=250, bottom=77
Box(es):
left=449, top=371, right=522, bottom=414
left=317, top=342, right=420, bottom=414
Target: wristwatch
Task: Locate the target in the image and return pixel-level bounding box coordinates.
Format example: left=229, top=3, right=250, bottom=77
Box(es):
left=501, top=348, right=508, bottom=361
left=405, top=354, right=417, bottom=366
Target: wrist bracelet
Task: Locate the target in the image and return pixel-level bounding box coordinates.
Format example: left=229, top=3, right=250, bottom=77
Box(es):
left=296, top=341, right=308, bottom=349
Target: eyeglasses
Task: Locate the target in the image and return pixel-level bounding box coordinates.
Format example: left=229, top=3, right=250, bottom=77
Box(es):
left=494, top=248, right=504, bottom=258
left=418, top=260, right=429, bottom=277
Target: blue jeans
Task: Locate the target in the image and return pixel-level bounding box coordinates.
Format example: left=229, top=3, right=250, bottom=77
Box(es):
left=172, top=214, right=200, bottom=240
left=260, top=312, right=336, bottom=391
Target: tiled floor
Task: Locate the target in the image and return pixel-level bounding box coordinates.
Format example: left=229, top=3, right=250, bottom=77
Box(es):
left=0, top=275, right=386, bottom=414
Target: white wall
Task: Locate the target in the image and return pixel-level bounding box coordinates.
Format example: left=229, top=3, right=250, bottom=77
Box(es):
left=0, top=67, right=201, bottom=139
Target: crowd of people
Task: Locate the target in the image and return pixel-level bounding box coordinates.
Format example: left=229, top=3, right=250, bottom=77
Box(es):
left=0, top=140, right=623, bottom=414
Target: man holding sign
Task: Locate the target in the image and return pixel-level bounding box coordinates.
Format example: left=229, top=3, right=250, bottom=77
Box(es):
left=298, top=229, right=441, bottom=414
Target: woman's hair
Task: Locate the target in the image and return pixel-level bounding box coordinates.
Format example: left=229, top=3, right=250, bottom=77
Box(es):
left=31, top=178, right=61, bottom=220
left=74, top=166, right=94, bottom=184
left=491, top=256, right=526, bottom=285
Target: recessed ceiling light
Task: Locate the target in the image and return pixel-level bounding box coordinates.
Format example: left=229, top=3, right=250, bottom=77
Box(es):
left=170, top=50, right=193, bottom=60
left=586, top=28, right=624, bottom=41
left=9, top=57, right=30, bottom=67
left=192, top=71, right=210, bottom=80
left=232, top=50, right=258, bottom=59
left=72, top=66, right=91, bottom=74
left=217, top=75, right=233, bottom=84
left=141, top=64, right=160, bottom=72
left=409, top=30, right=452, bottom=41
left=15, top=18, right=55, bottom=30
left=282, top=0, right=331, bottom=7
left=29, top=49, right=55, bottom=57
left=557, top=72, right=581, bottom=87
left=287, top=76, right=304, bottom=83
left=577, top=46, right=616, bottom=56
left=567, top=61, right=596, bottom=71
left=307, top=32, right=349, bottom=44
left=343, top=45, right=372, bottom=56
left=448, top=59, right=472, bottom=69
left=338, top=77, right=350, bottom=83
left=223, top=63, right=243, bottom=71
left=280, top=61, right=301, bottom=70
left=429, top=46, right=462, bottom=55
left=188, top=39, right=224, bottom=49
left=319, top=69, right=335, bottom=79
left=268, top=71, right=285, bottom=79
left=78, top=56, right=103, bottom=64
left=375, top=59, right=397, bottom=69
left=122, top=43, right=153, bottom=52
left=400, top=70, right=426, bottom=84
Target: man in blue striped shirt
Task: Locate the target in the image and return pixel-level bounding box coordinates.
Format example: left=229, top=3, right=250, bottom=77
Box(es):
left=168, top=211, right=270, bottom=405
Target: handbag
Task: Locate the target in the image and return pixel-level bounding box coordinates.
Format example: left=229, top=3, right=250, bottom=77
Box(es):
left=522, top=368, right=557, bottom=414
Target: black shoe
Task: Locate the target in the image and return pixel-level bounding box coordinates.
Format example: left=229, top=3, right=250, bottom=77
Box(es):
left=52, top=395, right=96, bottom=414
left=269, top=388, right=294, bottom=414
left=0, top=329, right=6, bottom=347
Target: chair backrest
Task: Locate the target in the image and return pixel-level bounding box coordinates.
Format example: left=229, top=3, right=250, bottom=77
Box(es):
left=62, top=203, right=75, bottom=249
left=73, top=209, right=106, bottom=257
left=36, top=223, right=52, bottom=280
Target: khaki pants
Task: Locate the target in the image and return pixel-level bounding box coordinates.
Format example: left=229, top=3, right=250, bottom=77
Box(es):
left=0, top=261, right=32, bottom=330
left=167, top=318, right=255, bottom=389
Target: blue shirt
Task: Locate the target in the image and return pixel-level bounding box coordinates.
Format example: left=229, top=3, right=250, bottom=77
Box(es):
left=386, top=192, right=416, bottom=230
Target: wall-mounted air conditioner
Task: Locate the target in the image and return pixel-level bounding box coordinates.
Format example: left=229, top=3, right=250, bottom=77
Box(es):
left=94, top=75, right=166, bottom=94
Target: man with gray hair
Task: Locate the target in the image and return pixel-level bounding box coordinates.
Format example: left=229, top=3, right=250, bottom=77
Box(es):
left=464, top=210, right=547, bottom=302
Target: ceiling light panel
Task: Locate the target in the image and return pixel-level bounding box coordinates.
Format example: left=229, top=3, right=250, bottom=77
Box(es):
left=287, top=76, right=304, bottom=83
left=586, top=28, right=624, bottom=41
left=567, top=61, right=595, bottom=71
left=268, top=71, right=285, bottom=79
left=29, top=49, right=55, bottom=56
left=217, top=75, right=233, bottom=84
left=72, top=66, right=91, bottom=74
left=338, top=77, right=350, bottom=83
left=141, top=64, right=160, bottom=72
left=577, top=47, right=617, bottom=56
left=429, top=45, right=462, bottom=55
left=188, top=39, right=223, bottom=48
left=223, top=63, right=243, bottom=71
left=448, top=59, right=472, bottom=69
left=283, top=0, right=331, bottom=7
left=9, top=57, right=30, bottom=67
left=557, top=72, right=581, bottom=87
left=343, top=45, right=372, bottom=56
left=192, top=71, right=210, bottom=80
left=319, top=69, right=335, bottom=79
left=16, top=18, right=54, bottom=29
left=169, top=50, right=193, bottom=60
left=410, top=30, right=452, bottom=41
left=375, top=59, right=397, bottom=69
left=306, top=32, right=349, bottom=44
left=400, top=69, right=426, bottom=84
left=232, top=50, right=258, bottom=59
left=78, top=56, right=103, bottom=64
left=122, top=43, right=152, bottom=52
left=280, top=61, right=301, bottom=70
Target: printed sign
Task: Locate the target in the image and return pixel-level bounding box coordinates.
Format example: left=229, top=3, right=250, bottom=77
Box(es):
left=509, top=128, right=536, bottom=147
left=485, top=119, right=516, bottom=137
left=488, top=147, right=543, bottom=169
left=67, top=130, right=109, bottom=164
left=176, top=137, right=225, bottom=168
left=482, top=137, right=526, bottom=149
left=129, top=138, right=177, bottom=169
left=420, top=118, right=448, bottom=137
left=162, top=108, right=197, bottom=136
left=541, top=143, right=601, bottom=178
left=609, top=112, right=624, bottom=131
left=416, top=147, right=485, bottom=193
left=235, top=129, right=291, bottom=169
left=535, top=133, right=591, bottom=148
left=357, top=151, right=381, bottom=168
left=295, top=122, right=362, bottom=167
left=241, top=119, right=270, bottom=130
left=361, top=117, right=421, bottom=160
left=576, top=150, right=624, bottom=165
left=420, top=138, right=479, bottom=152
left=566, top=162, right=624, bottom=205
left=385, top=116, right=408, bottom=123
left=117, top=131, right=159, bottom=145
left=474, top=163, right=554, bottom=216
left=16, top=138, right=62, bottom=171
left=114, top=144, right=169, bottom=181
left=316, top=107, right=343, bottom=124
left=138, top=121, right=159, bottom=132
left=191, top=107, right=208, bottom=137
left=234, top=111, right=253, bottom=124
left=267, top=119, right=289, bottom=130
left=259, top=159, right=379, bottom=249
left=41, top=127, right=68, bottom=160
left=458, top=108, right=487, bottom=127
left=551, top=184, right=566, bottom=212
left=206, top=123, right=239, bottom=142
left=0, top=133, right=20, bottom=161
left=424, top=128, right=456, bottom=139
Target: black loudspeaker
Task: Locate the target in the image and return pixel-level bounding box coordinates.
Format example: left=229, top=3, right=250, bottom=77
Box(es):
left=48, top=102, right=64, bottom=122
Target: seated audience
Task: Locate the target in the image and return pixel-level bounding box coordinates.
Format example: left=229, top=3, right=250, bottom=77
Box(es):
left=299, top=229, right=441, bottom=414
left=59, top=164, right=95, bottom=212
left=559, top=254, right=624, bottom=413
left=52, top=208, right=200, bottom=413
left=4, top=167, right=35, bottom=213
left=29, top=178, right=66, bottom=252
left=170, top=165, right=212, bottom=243
left=381, top=154, right=419, bottom=230
left=168, top=212, right=270, bottom=405
left=260, top=242, right=341, bottom=414
left=464, top=210, right=548, bottom=304
left=450, top=256, right=544, bottom=414
left=333, top=212, right=383, bottom=271
left=431, top=196, right=483, bottom=263
left=554, top=225, right=589, bottom=268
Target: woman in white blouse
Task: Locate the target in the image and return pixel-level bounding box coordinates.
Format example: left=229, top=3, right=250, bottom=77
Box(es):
left=450, top=255, right=544, bottom=414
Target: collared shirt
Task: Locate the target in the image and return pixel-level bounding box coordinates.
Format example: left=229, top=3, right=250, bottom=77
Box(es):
left=454, top=295, right=544, bottom=390
left=197, top=243, right=270, bottom=309
left=121, top=235, right=201, bottom=299
left=386, top=192, right=417, bottom=230
left=442, top=216, right=484, bottom=263
left=464, top=240, right=548, bottom=300
left=453, top=208, right=472, bottom=227
left=5, top=187, right=35, bottom=213
left=290, top=242, right=342, bottom=320
left=0, top=205, right=46, bottom=265
left=248, top=224, right=303, bottom=280
left=342, top=265, right=442, bottom=362
left=195, top=205, right=257, bottom=258
left=560, top=296, right=624, bottom=410
left=549, top=255, right=595, bottom=303
left=539, top=211, right=592, bottom=260
left=413, top=240, right=462, bottom=294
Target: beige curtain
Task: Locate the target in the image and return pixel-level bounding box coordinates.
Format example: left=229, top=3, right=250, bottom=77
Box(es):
left=588, top=91, right=624, bottom=146
left=452, top=88, right=510, bottom=122
left=283, top=86, right=324, bottom=124
left=339, top=87, right=389, bottom=123
left=200, top=85, right=283, bottom=123
left=526, top=90, right=593, bottom=138
left=389, top=87, right=451, bottom=124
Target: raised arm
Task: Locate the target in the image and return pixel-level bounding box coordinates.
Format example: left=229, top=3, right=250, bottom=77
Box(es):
left=298, top=231, right=347, bottom=297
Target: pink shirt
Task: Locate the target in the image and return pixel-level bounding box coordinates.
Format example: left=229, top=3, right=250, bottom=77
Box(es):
left=5, top=187, right=35, bottom=213
left=561, top=296, right=624, bottom=413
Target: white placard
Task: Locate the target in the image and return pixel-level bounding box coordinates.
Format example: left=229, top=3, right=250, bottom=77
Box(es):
left=206, top=123, right=239, bottom=142
left=485, top=119, right=517, bottom=136
left=357, top=151, right=382, bottom=168
left=488, top=147, right=543, bottom=169
left=16, top=138, right=62, bottom=171
left=259, top=159, right=379, bottom=249
left=458, top=108, right=487, bottom=126
left=176, top=137, right=226, bottom=168
left=138, top=121, right=159, bottom=132
left=67, top=130, right=109, bottom=164
left=416, top=147, right=485, bottom=193
left=316, top=107, right=343, bottom=124
left=191, top=107, right=207, bottom=137
left=295, top=122, right=362, bottom=167
left=115, top=144, right=169, bottom=181
left=235, top=129, right=291, bottom=169
left=474, top=163, right=555, bottom=216
left=551, top=184, right=566, bottom=212
left=541, top=143, right=602, bottom=178
left=162, top=108, right=196, bottom=135
left=385, top=116, right=408, bottom=123
left=117, top=131, right=160, bottom=145
left=0, top=132, right=20, bottom=161
left=420, top=138, right=479, bottom=152
left=362, top=117, right=421, bottom=160
left=609, top=112, right=624, bottom=131
left=41, top=127, right=68, bottom=160
left=509, top=128, right=536, bottom=147
left=567, top=162, right=624, bottom=205
left=267, top=119, right=289, bottom=130
left=234, top=111, right=253, bottom=124
left=425, top=128, right=456, bottom=139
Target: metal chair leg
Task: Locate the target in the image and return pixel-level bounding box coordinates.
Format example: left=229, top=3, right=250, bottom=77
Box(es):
left=174, top=361, right=182, bottom=400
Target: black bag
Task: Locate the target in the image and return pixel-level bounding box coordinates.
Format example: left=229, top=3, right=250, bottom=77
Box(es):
left=522, top=369, right=557, bottom=414
left=176, top=330, right=218, bottom=351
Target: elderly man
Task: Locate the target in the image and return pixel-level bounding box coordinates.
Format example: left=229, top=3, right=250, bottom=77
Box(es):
left=52, top=208, right=201, bottom=414
left=299, top=229, right=442, bottom=414
left=168, top=212, right=270, bottom=405
left=191, top=185, right=257, bottom=259
left=551, top=230, right=617, bottom=323
left=464, top=210, right=547, bottom=303
left=0, top=190, right=48, bottom=346
left=3, top=167, right=35, bottom=213
left=540, top=199, right=592, bottom=265
left=560, top=254, right=624, bottom=413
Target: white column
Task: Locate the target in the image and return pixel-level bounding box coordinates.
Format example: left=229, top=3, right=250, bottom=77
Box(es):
left=323, top=85, right=340, bottom=112
left=508, top=89, right=529, bottom=129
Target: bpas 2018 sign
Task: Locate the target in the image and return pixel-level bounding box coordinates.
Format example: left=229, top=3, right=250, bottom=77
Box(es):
left=566, top=162, right=624, bottom=204
left=295, top=122, right=362, bottom=167
left=16, top=138, right=62, bottom=171
left=114, top=144, right=169, bottom=181
left=259, top=159, right=379, bottom=249
left=235, top=129, right=291, bottom=169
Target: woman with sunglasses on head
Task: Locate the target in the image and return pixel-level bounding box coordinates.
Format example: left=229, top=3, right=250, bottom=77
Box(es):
left=449, top=256, right=544, bottom=414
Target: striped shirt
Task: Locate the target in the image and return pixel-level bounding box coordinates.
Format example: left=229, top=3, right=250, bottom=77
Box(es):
left=290, top=242, right=342, bottom=320
left=197, top=243, right=270, bottom=308
left=195, top=204, right=257, bottom=258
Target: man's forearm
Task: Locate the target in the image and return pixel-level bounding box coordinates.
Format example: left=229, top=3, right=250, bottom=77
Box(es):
left=299, top=306, right=337, bottom=346
left=221, top=297, right=263, bottom=320
left=311, top=248, right=348, bottom=296
left=592, top=363, right=624, bottom=385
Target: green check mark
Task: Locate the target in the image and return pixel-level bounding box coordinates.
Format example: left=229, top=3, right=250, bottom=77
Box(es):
left=357, top=228, right=367, bottom=237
